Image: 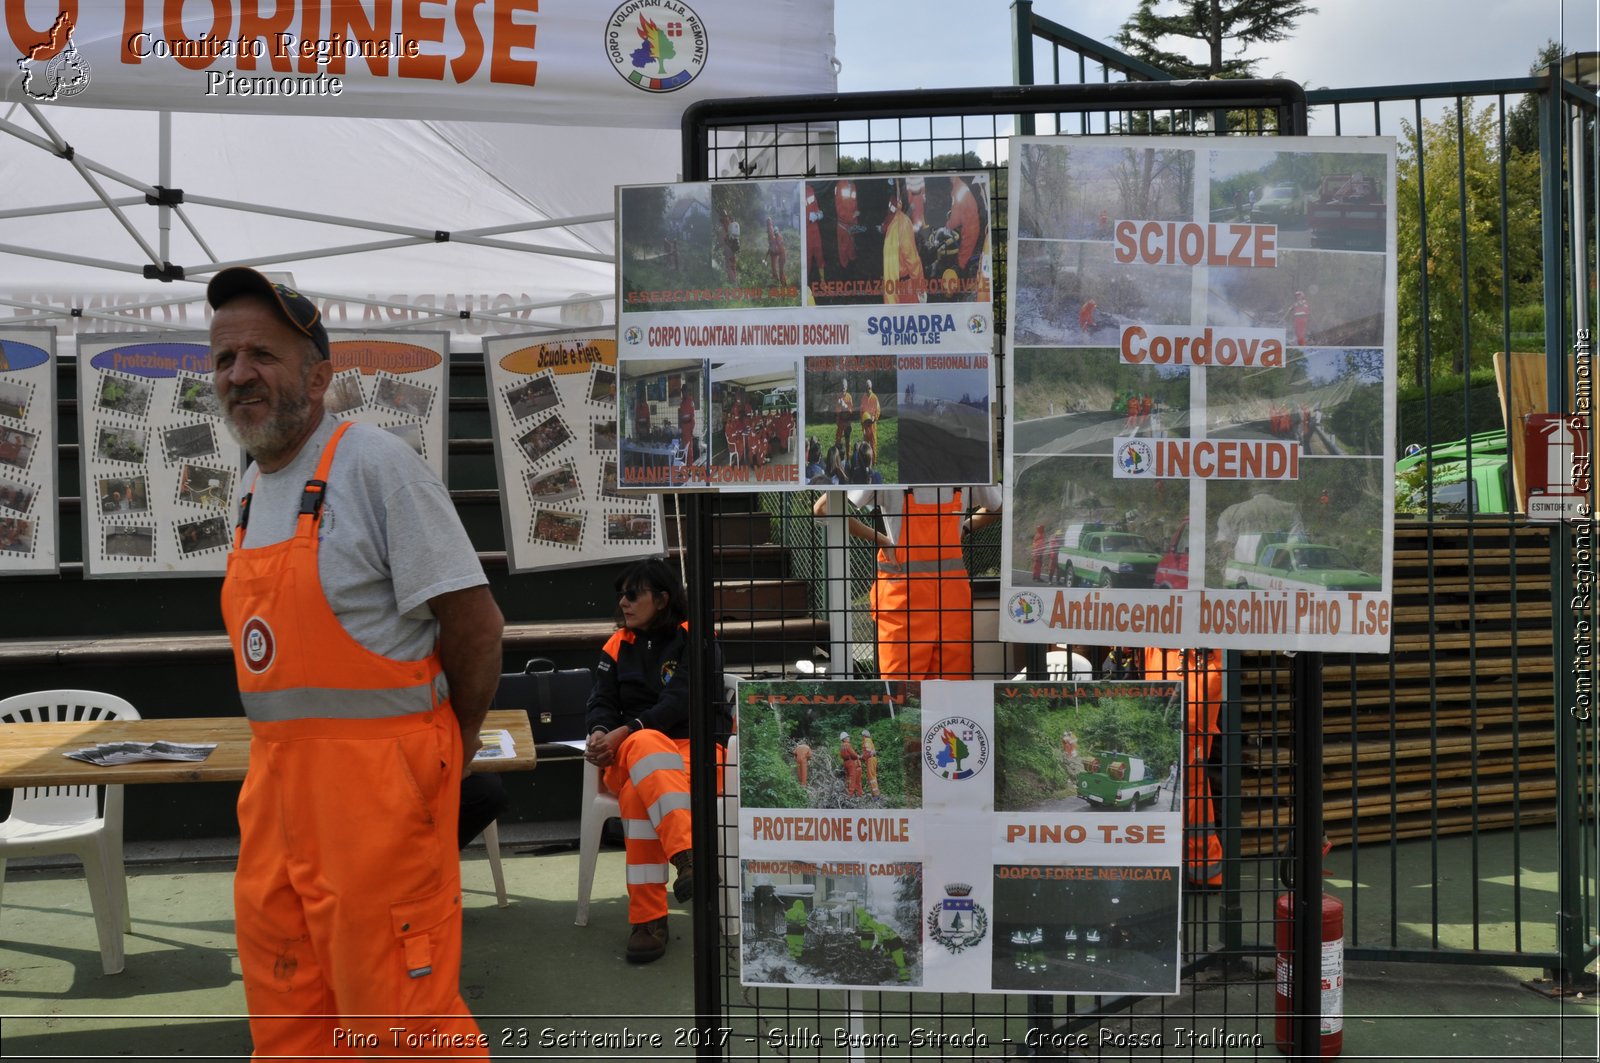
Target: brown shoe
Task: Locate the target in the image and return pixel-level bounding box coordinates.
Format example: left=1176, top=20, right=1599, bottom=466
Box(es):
left=626, top=916, right=668, bottom=964
left=670, top=850, right=694, bottom=902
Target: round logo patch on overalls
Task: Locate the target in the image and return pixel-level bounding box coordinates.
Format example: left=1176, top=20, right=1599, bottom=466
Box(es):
left=241, top=616, right=276, bottom=674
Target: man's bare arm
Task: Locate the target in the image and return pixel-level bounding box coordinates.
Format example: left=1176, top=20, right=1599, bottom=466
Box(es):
left=431, top=584, right=505, bottom=769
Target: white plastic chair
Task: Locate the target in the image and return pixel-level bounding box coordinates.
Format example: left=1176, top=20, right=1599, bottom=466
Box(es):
left=1011, top=650, right=1095, bottom=681
left=575, top=674, right=740, bottom=929
left=1047, top=650, right=1095, bottom=680
left=0, top=690, right=140, bottom=975
left=475, top=821, right=508, bottom=908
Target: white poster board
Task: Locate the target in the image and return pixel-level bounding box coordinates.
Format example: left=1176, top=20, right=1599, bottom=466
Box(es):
left=324, top=332, right=451, bottom=483
left=76, top=334, right=243, bottom=577
left=615, top=175, right=996, bottom=491
left=1000, top=136, right=1397, bottom=654
left=484, top=330, right=663, bottom=571
left=0, top=328, right=58, bottom=574
left=736, top=679, right=1183, bottom=995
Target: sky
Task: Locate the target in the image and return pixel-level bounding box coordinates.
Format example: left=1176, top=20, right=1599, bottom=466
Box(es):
left=834, top=0, right=1599, bottom=97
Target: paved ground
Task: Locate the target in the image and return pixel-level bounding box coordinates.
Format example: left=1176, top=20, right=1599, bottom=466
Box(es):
left=0, top=827, right=1594, bottom=1060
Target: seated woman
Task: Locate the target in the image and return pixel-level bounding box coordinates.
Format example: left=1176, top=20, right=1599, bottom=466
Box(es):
left=583, top=559, right=731, bottom=964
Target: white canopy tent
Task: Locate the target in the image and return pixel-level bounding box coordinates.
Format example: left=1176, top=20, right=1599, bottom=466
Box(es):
left=0, top=0, right=838, bottom=353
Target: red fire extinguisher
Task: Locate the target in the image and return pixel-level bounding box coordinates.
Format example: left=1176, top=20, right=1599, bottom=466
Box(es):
left=1274, top=891, right=1344, bottom=1057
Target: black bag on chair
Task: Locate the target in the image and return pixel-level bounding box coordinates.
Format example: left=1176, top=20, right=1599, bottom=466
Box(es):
left=491, top=658, right=593, bottom=755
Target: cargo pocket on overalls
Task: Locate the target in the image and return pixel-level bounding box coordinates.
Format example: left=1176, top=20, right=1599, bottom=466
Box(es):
left=391, top=887, right=460, bottom=980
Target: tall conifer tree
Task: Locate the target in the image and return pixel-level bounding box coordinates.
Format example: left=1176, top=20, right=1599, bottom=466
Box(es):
left=1115, top=0, right=1316, bottom=80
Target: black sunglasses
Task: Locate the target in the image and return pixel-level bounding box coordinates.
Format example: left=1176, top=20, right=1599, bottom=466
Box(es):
left=619, top=586, right=655, bottom=602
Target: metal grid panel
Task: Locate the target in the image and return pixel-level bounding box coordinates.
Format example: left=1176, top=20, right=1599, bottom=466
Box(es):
left=684, top=79, right=1321, bottom=1060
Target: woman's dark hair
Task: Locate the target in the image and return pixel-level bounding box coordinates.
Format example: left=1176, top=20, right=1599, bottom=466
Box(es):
left=612, top=558, right=688, bottom=629
left=847, top=441, right=874, bottom=483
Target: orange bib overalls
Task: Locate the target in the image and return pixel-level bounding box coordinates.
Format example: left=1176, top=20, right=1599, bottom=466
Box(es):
left=1144, top=646, right=1224, bottom=887
left=221, top=422, right=485, bottom=1059
left=870, top=489, right=973, bottom=680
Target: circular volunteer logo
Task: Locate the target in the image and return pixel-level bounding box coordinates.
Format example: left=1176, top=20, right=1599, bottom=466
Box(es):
left=605, top=1, right=708, bottom=93
left=923, top=716, right=990, bottom=781
left=624, top=326, right=643, bottom=346
left=1008, top=592, right=1044, bottom=624
left=240, top=616, right=276, bottom=674
left=1117, top=439, right=1153, bottom=475
left=967, top=314, right=987, bottom=335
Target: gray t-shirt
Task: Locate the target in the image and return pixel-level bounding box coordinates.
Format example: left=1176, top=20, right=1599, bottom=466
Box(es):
left=845, top=486, right=1003, bottom=545
left=235, top=415, right=486, bottom=661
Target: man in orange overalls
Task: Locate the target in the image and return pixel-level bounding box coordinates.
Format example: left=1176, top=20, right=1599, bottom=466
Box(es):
left=1144, top=646, right=1224, bottom=886
left=859, top=380, right=882, bottom=466
left=812, top=486, right=1001, bottom=681
left=678, top=380, right=698, bottom=463
left=209, top=267, right=504, bottom=1057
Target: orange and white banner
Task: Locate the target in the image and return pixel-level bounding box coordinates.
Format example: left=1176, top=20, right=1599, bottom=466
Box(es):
left=2, top=1, right=835, bottom=125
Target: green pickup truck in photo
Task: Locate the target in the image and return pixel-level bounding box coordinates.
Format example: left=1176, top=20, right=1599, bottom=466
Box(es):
left=1053, top=523, right=1163, bottom=588
left=1222, top=532, right=1381, bottom=593
left=1075, top=751, right=1162, bottom=811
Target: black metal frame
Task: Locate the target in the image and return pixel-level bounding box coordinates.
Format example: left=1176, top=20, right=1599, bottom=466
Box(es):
left=677, top=78, right=1315, bottom=1059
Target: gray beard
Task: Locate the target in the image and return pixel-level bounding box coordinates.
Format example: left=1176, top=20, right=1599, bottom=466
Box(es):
left=223, top=388, right=312, bottom=464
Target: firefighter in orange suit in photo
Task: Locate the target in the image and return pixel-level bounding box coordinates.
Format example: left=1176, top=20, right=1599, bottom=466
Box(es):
left=1144, top=646, right=1224, bottom=886
left=945, top=175, right=982, bottom=277
left=804, top=183, right=826, bottom=283
left=881, top=181, right=924, bottom=304
left=813, top=486, right=1001, bottom=681
left=859, top=380, right=882, bottom=467
left=834, top=179, right=859, bottom=269
left=210, top=267, right=503, bottom=1058
left=678, top=381, right=697, bottom=462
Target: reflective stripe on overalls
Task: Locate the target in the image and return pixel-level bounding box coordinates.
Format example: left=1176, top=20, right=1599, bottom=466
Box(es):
left=870, top=489, right=972, bottom=680
left=1145, top=646, right=1224, bottom=887
left=220, top=420, right=484, bottom=1059
left=598, top=627, right=723, bottom=925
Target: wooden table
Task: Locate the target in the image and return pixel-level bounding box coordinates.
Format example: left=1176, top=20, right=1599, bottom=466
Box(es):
left=0, top=709, right=535, bottom=788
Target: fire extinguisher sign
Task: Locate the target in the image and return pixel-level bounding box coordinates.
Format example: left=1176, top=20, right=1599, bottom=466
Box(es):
left=1525, top=413, right=1591, bottom=521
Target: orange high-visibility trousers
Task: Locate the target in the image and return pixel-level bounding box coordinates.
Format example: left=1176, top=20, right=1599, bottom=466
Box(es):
left=234, top=710, right=483, bottom=1059
left=223, top=422, right=485, bottom=1059
left=604, top=731, right=717, bottom=925
left=871, top=490, right=973, bottom=680
left=1145, top=647, right=1224, bottom=886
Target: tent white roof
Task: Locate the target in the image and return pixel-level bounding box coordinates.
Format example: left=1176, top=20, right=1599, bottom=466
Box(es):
left=0, top=1, right=838, bottom=353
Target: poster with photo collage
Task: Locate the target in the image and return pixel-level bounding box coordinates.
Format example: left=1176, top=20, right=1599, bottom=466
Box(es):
left=0, top=327, right=58, bottom=574
left=615, top=174, right=996, bottom=491
left=76, top=333, right=244, bottom=577
left=735, top=678, right=1183, bottom=996
left=483, top=329, right=663, bottom=572
left=324, top=332, right=451, bottom=483
left=1000, top=136, right=1396, bottom=654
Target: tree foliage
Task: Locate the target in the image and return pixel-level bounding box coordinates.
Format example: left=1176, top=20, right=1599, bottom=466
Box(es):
left=1114, top=0, right=1316, bottom=80
left=1395, top=98, right=1542, bottom=387
left=1506, top=40, right=1564, bottom=156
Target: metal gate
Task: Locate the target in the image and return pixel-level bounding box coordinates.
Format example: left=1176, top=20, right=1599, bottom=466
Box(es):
left=676, top=78, right=1351, bottom=1059
left=1017, top=1, right=1600, bottom=991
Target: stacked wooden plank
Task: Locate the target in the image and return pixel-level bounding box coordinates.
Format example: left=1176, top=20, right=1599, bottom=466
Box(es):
left=1236, top=520, right=1560, bottom=854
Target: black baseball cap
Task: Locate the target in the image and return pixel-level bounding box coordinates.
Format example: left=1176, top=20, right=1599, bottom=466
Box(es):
left=206, top=267, right=331, bottom=360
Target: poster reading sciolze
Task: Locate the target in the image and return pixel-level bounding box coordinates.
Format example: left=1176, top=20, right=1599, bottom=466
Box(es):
left=1001, top=137, right=1397, bottom=654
